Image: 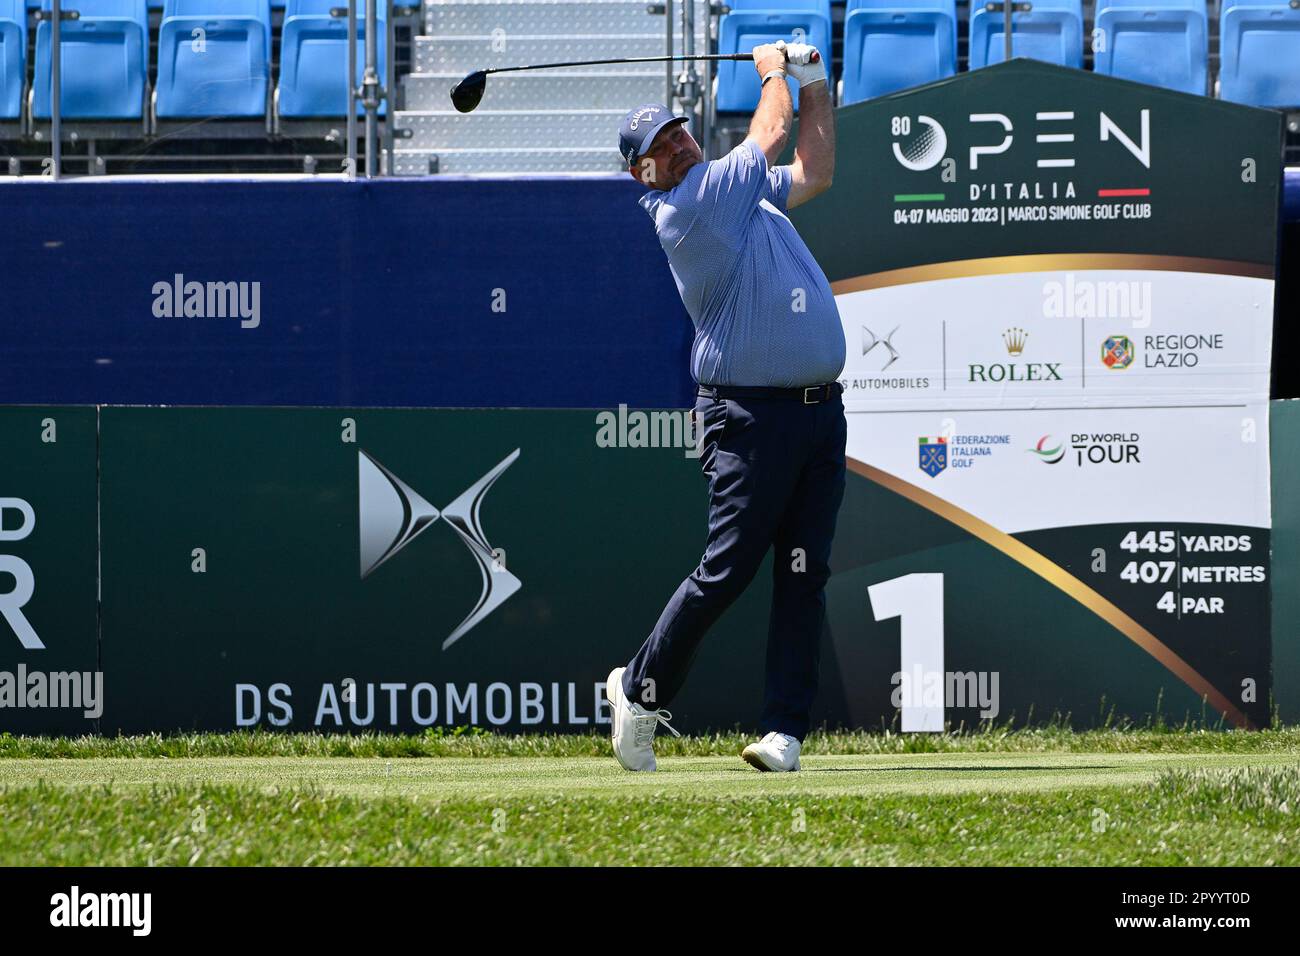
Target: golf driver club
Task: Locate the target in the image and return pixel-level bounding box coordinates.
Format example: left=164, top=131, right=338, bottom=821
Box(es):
left=450, top=49, right=820, bottom=113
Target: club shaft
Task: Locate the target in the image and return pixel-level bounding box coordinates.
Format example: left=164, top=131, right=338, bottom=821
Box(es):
left=485, top=53, right=754, bottom=77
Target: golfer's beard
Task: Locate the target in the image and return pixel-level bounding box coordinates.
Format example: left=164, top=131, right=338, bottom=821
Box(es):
left=671, top=156, right=699, bottom=185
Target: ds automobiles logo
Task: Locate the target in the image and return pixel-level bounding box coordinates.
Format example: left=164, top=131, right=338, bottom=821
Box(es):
left=358, top=450, right=521, bottom=650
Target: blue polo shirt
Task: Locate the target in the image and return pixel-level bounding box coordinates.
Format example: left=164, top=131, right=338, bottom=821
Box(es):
left=638, top=139, right=846, bottom=388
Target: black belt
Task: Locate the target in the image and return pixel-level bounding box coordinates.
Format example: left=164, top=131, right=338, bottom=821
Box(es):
left=697, top=382, right=842, bottom=405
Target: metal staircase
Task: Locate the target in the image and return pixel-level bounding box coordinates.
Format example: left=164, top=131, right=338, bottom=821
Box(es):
left=395, top=0, right=710, bottom=175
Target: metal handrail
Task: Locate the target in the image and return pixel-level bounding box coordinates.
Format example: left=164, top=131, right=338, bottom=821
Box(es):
left=665, top=0, right=674, bottom=108
left=657, top=0, right=713, bottom=160
left=51, top=0, right=63, bottom=180
left=341, top=0, right=387, bottom=177
left=362, top=0, right=379, bottom=177
left=347, top=0, right=358, bottom=178
left=385, top=1, right=395, bottom=175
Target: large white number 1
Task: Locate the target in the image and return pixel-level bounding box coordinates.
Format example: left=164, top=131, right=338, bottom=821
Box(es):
left=868, top=573, right=945, bottom=732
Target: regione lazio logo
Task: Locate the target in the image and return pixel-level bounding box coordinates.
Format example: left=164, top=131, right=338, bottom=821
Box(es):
left=358, top=449, right=521, bottom=650
left=918, top=437, right=947, bottom=477
left=1102, top=335, right=1135, bottom=369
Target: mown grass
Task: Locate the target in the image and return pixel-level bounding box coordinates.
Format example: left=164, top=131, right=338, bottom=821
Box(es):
left=2, top=764, right=1296, bottom=866
left=3, top=723, right=1300, bottom=759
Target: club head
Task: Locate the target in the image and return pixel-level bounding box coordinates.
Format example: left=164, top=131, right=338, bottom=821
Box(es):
left=450, top=71, right=487, bottom=113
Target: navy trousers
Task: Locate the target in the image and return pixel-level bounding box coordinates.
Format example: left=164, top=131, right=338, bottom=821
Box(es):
left=622, top=388, right=848, bottom=741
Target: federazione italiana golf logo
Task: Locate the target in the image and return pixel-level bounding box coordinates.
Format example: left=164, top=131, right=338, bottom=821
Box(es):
left=919, top=432, right=1013, bottom=476
left=918, top=437, right=947, bottom=477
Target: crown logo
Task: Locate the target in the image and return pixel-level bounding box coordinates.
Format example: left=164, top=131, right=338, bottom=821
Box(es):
left=1002, top=327, right=1028, bottom=356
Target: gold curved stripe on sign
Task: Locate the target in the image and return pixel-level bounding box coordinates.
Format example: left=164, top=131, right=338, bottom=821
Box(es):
left=831, top=254, right=1273, bottom=294
left=848, top=457, right=1253, bottom=729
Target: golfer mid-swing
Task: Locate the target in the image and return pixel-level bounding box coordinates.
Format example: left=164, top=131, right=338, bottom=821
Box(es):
left=607, top=41, right=847, bottom=772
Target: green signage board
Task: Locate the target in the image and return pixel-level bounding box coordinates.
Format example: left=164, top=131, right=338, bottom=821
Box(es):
left=0, top=408, right=100, bottom=734
left=97, top=407, right=777, bottom=733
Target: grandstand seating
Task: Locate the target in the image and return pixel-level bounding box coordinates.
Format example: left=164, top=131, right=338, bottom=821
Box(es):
left=1219, top=1, right=1300, bottom=107
left=154, top=0, right=272, bottom=118
left=839, top=0, right=958, bottom=104
left=715, top=0, right=835, bottom=112
left=0, top=0, right=23, bottom=120
left=32, top=0, right=150, bottom=119
left=146, top=0, right=285, bottom=6
left=969, top=0, right=1085, bottom=69
left=1092, top=0, right=1209, bottom=94
left=3, top=0, right=1300, bottom=174
left=277, top=0, right=385, bottom=117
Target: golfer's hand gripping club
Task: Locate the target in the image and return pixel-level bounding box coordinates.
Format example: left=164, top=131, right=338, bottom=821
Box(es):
left=756, top=41, right=825, bottom=88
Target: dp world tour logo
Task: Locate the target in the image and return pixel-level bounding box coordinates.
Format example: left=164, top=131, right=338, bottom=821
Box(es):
left=892, top=115, right=947, bottom=171
left=358, top=449, right=521, bottom=650
left=1027, top=435, right=1065, bottom=464
left=918, top=437, right=947, bottom=477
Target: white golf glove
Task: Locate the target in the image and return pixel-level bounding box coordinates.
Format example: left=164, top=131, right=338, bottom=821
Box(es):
left=776, top=40, right=826, bottom=89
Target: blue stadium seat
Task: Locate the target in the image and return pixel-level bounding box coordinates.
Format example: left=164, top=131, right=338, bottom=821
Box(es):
left=1219, top=2, right=1300, bottom=107
left=149, top=0, right=284, bottom=6
left=715, top=6, right=834, bottom=113
left=1092, top=0, right=1208, bottom=95
left=32, top=0, right=149, bottom=119
left=840, top=0, right=957, bottom=104
left=278, top=0, right=386, bottom=117
left=0, top=0, right=24, bottom=120
left=969, top=0, right=1084, bottom=69
left=148, top=0, right=285, bottom=7
left=722, top=0, right=830, bottom=10
left=155, top=0, right=272, bottom=118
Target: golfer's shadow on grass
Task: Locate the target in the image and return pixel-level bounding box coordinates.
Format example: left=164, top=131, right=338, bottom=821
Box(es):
left=795, top=764, right=1121, bottom=773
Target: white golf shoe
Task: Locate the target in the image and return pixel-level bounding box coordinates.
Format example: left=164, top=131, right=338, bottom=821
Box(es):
left=605, top=667, right=681, bottom=772
left=742, top=731, right=801, bottom=772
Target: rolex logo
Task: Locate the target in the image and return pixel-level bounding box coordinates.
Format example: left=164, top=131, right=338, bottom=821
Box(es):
left=1002, top=327, right=1028, bottom=356
left=969, top=326, right=1061, bottom=383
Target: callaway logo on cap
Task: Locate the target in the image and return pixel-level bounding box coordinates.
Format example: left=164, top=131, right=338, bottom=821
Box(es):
left=618, top=104, right=689, bottom=165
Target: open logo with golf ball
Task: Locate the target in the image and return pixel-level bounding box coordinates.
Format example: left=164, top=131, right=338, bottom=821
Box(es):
left=892, top=115, right=948, bottom=171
